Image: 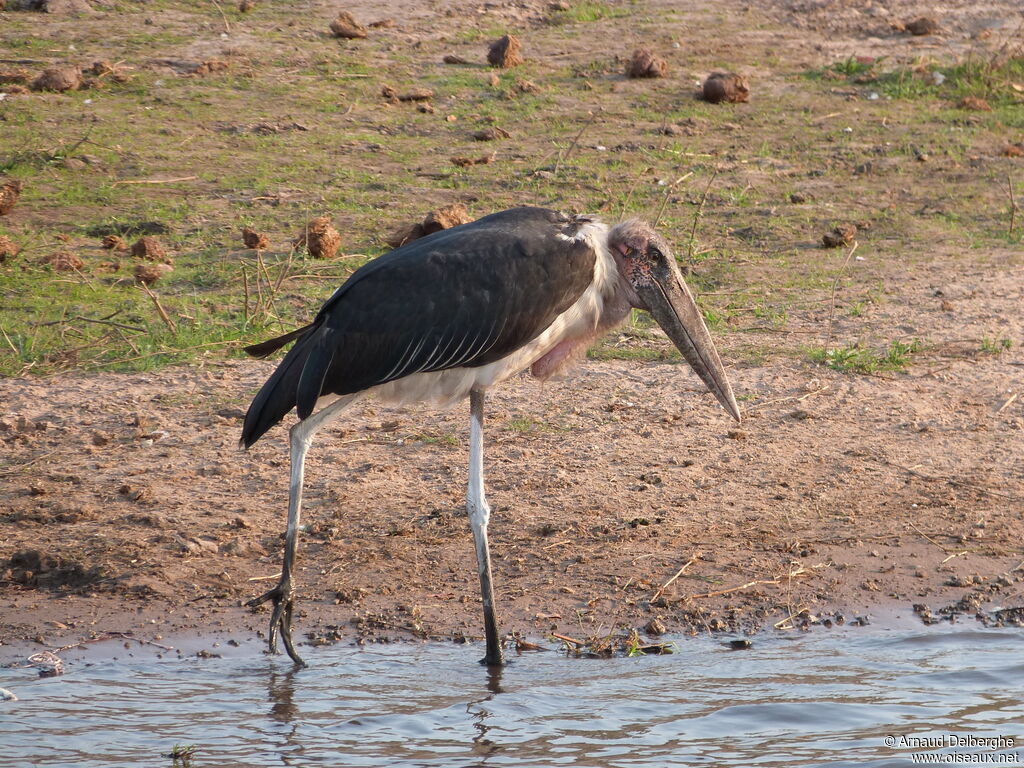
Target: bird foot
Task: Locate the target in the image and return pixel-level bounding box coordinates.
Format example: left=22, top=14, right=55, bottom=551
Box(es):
left=247, top=579, right=305, bottom=666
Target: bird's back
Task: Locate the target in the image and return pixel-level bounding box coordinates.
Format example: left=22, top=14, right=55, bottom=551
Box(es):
left=241, top=207, right=598, bottom=447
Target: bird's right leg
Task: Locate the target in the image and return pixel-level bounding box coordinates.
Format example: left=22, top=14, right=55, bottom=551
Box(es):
left=248, top=393, right=360, bottom=665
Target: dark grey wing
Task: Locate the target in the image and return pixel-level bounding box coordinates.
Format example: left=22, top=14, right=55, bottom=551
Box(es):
left=241, top=207, right=597, bottom=446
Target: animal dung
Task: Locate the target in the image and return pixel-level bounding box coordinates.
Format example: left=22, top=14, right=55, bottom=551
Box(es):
left=0, top=235, right=20, bottom=262
left=385, top=203, right=473, bottom=248
left=958, top=97, right=991, bottom=111
left=450, top=153, right=496, bottom=168
left=422, top=203, right=471, bottom=234
left=472, top=126, right=511, bottom=141
left=487, top=34, right=524, bottom=68
left=443, top=54, right=470, bottom=65
left=0, top=179, right=23, bottom=215
left=902, top=16, right=940, bottom=35
left=294, top=216, right=341, bottom=259
left=131, top=236, right=170, bottom=263
left=133, top=262, right=173, bottom=286
left=101, top=234, right=126, bottom=250
left=702, top=72, right=749, bottom=104
left=626, top=48, right=668, bottom=79
left=329, top=11, right=368, bottom=39
left=238, top=0, right=254, bottom=11
left=30, top=66, right=83, bottom=92
left=1002, top=143, right=1024, bottom=158
left=241, top=227, right=270, bottom=249
left=380, top=85, right=434, bottom=103
left=39, top=250, right=84, bottom=271
left=822, top=224, right=857, bottom=248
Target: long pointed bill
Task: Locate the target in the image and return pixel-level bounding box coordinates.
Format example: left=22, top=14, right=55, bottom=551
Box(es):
left=638, top=270, right=742, bottom=422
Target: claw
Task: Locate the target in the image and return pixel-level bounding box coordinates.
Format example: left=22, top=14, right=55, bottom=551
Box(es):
left=247, top=581, right=306, bottom=666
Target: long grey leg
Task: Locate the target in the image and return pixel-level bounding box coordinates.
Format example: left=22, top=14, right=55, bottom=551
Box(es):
left=468, top=389, right=504, bottom=666
left=248, top=393, right=361, bottom=665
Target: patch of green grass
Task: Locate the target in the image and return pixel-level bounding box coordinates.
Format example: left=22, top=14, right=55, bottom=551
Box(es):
left=808, top=339, right=922, bottom=374
left=550, top=0, right=632, bottom=24
left=980, top=336, right=1013, bottom=355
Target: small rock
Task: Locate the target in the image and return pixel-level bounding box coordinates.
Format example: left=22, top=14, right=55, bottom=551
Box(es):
left=368, top=18, right=394, bottom=29
left=0, top=688, right=16, bottom=702
left=487, top=34, right=524, bottom=68
left=241, top=227, right=269, bottom=249
left=626, top=48, right=667, bottom=79
left=238, top=0, right=254, bottom=11
left=728, top=638, right=752, bottom=650
left=789, top=192, right=807, bottom=203
left=702, top=72, right=749, bottom=104
left=443, top=54, right=470, bottom=65
left=330, top=11, right=368, bottom=39
left=822, top=224, right=857, bottom=248
left=645, top=618, right=667, bottom=635
left=1002, top=143, right=1024, bottom=158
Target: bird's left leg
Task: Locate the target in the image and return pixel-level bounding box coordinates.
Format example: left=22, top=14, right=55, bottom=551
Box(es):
left=468, top=389, right=504, bottom=666
left=248, top=393, right=360, bottom=665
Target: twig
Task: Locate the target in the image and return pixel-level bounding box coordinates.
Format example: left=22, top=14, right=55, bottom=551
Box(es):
left=554, top=111, right=597, bottom=175
left=747, top=384, right=830, bottom=413
left=1008, top=173, right=1018, bottom=237
left=996, top=392, right=1018, bottom=413
left=650, top=554, right=699, bottom=602
left=247, top=572, right=282, bottom=582
left=940, top=551, right=969, bottom=564
left=211, top=0, right=231, bottom=34
left=550, top=632, right=585, bottom=646
left=111, top=175, right=198, bottom=187
left=0, top=450, right=58, bottom=478
left=823, top=241, right=859, bottom=352
left=138, top=284, right=177, bottom=333
left=773, top=606, right=809, bottom=630
left=242, top=264, right=251, bottom=321
left=908, top=522, right=951, bottom=553
left=687, top=169, right=718, bottom=260
left=652, top=171, right=694, bottom=228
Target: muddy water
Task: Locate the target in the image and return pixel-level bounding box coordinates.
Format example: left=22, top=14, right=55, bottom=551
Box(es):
left=1, top=627, right=1022, bottom=768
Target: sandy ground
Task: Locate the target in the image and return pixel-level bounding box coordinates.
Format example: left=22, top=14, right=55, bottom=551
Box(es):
left=1, top=0, right=1023, bottom=662
left=2, top=246, right=1022, bottom=658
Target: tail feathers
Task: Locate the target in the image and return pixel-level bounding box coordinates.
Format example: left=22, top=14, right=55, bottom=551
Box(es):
left=243, top=323, right=315, bottom=358
left=241, top=335, right=313, bottom=448
left=296, top=328, right=336, bottom=420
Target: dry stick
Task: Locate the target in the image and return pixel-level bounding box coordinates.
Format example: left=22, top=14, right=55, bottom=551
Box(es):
left=256, top=250, right=282, bottom=324
left=551, top=632, right=585, bottom=647
left=908, top=521, right=951, bottom=553
left=773, top=606, right=809, bottom=630
left=1008, top=174, right=1018, bottom=237
left=111, top=175, right=199, bottom=187
left=652, top=171, right=694, bottom=228
left=139, top=284, right=177, bottom=333
left=823, top=241, right=859, bottom=352
left=211, top=0, right=231, bottom=34
left=650, top=553, right=699, bottom=603
left=687, top=169, right=719, bottom=260
left=996, top=392, right=1018, bottom=413
left=554, top=111, right=597, bottom=175
left=0, top=326, right=18, bottom=354
left=241, top=263, right=251, bottom=322
left=940, top=551, right=969, bottom=564
left=747, top=384, right=830, bottom=413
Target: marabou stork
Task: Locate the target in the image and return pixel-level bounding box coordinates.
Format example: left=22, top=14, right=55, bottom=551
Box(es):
left=241, top=206, right=740, bottom=666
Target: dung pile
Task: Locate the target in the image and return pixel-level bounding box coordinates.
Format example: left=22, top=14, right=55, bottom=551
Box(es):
left=294, top=216, right=341, bottom=258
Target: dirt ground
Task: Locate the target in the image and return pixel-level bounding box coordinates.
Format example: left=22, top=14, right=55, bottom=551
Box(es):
left=1, top=0, right=1023, bottom=660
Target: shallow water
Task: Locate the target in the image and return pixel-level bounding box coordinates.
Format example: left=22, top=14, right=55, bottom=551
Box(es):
left=1, top=626, right=1022, bottom=768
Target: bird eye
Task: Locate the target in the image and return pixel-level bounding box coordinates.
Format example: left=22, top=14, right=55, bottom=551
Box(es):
left=649, top=247, right=663, bottom=261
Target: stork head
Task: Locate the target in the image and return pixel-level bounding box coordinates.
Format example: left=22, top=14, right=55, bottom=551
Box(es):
left=609, top=219, right=741, bottom=421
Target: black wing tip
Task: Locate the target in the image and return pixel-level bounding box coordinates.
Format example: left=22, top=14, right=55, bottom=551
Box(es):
left=243, top=323, right=314, bottom=359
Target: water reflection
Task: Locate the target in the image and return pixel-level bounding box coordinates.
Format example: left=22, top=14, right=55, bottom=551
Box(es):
left=0, top=628, right=1022, bottom=768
